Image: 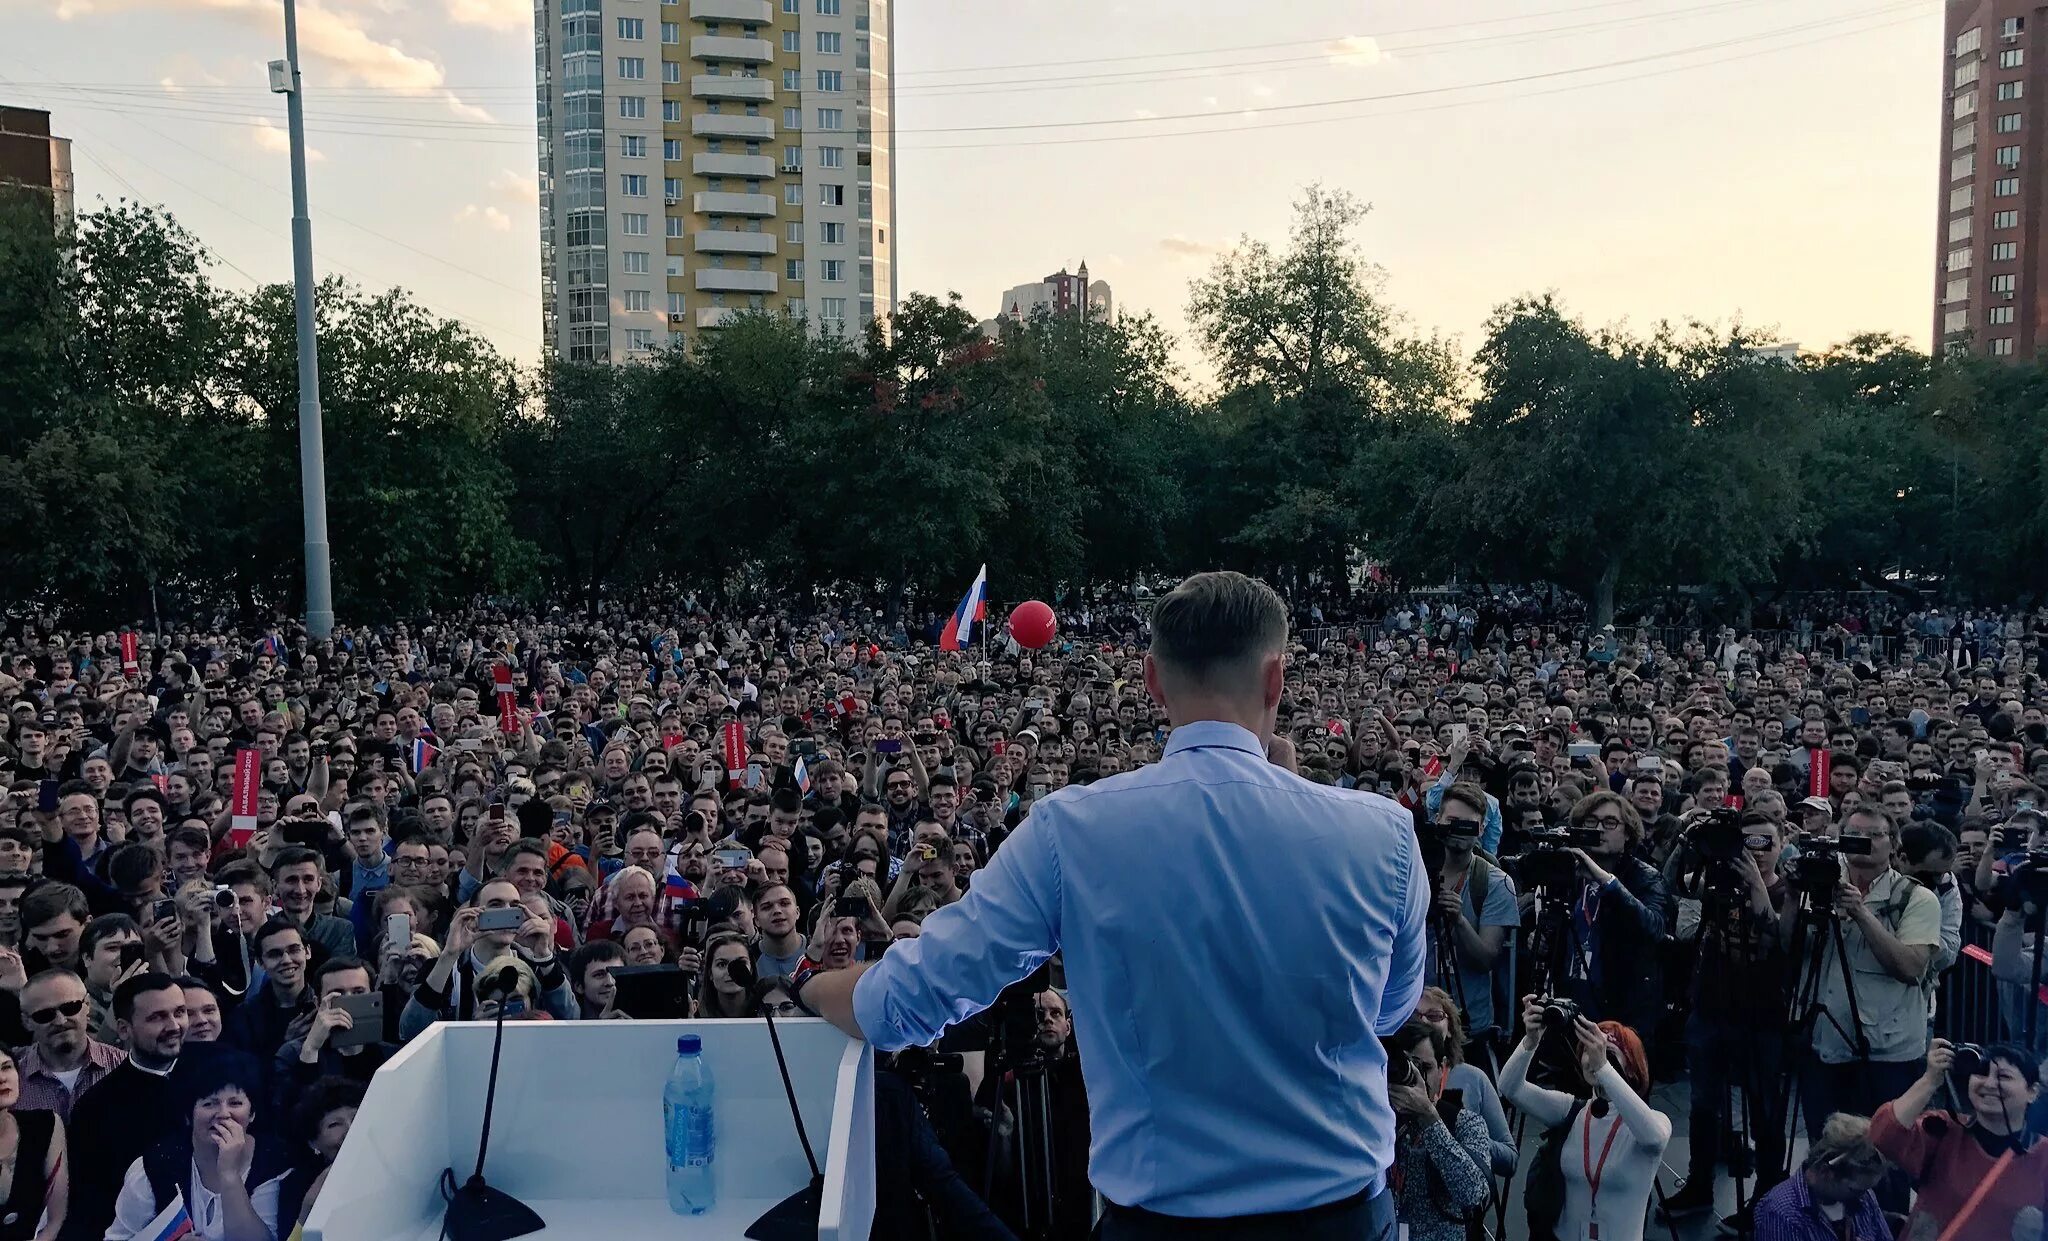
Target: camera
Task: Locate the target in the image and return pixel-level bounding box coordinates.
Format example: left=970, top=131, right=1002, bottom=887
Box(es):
left=1949, top=1042, right=1987, bottom=1077
left=1501, top=827, right=1603, bottom=890
left=1788, top=832, right=1872, bottom=897
left=1538, top=995, right=1582, bottom=1031
left=1687, top=809, right=1749, bottom=863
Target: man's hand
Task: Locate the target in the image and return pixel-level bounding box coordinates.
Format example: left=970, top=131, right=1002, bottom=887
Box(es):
left=1922, top=1037, right=1955, bottom=1084
left=444, top=908, right=479, bottom=960
left=302, top=999, right=354, bottom=1058
left=1833, top=880, right=1868, bottom=923
left=1568, top=848, right=1615, bottom=888
left=1433, top=887, right=1465, bottom=923
left=0, top=948, right=26, bottom=993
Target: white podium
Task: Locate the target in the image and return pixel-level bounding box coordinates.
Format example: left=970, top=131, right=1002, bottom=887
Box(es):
left=301, top=1018, right=874, bottom=1241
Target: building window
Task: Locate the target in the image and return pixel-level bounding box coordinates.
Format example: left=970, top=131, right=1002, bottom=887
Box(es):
left=817, top=107, right=843, bottom=130
left=782, top=68, right=800, bottom=91
left=667, top=292, right=686, bottom=316
left=624, top=289, right=652, bottom=312
left=1954, top=152, right=1976, bottom=179
left=786, top=259, right=804, bottom=280
left=820, top=295, right=847, bottom=325
left=1949, top=247, right=1974, bottom=272
left=1992, top=272, right=2017, bottom=292
left=618, top=16, right=645, bottom=39
left=783, top=0, right=798, bottom=9
left=784, top=183, right=803, bottom=204
left=1997, top=176, right=2021, bottom=195
left=821, top=259, right=845, bottom=280
left=1992, top=337, right=2016, bottom=355
left=1995, top=209, right=2019, bottom=227
left=1994, top=241, right=2019, bottom=260
left=1957, top=90, right=1979, bottom=118
left=1954, top=121, right=1977, bottom=148
left=622, top=134, right=647, bottom=158
left=2002, top=16, right=2024, bottom=37
left=821, top=221, right=845, bottom=243
left=664, top=177, right=682, bottom=199
left=818, top=145, right=843, bottom=168
left=626, top=328, right=656, bottom=352
left=1999, top=80, right=2024, bottom=100
left=1945, top=308, right=1970, bottom=334
left=662, top=21, right=679, bottom=43
left=664, top=61, right=682, bottom=83
left=1950, top=215, right=1974, bottom=242
left=666, top=216, right=683, bottom=238
left=618, top=57, right=646, bottom=79
left=1957, top=26, right=1983, bottom=57
left=621, top=174, right=649, bottom=196
left=667, top=255, right=683, bottom=277
left=663, top=99, right=683, bottom=122
left=820, top=182, right=844, bottom=205
left=1997, top=144, right=2021, bottom=166
left=622, top=212, right=649, bottom=235
left=784, top=106, right=802, bottom=129
left=2001, top=48, right=2025, bottom=68
left=1957, top=59, right=1981, bottom=88
left=623, top=250, right=651, bottom=274
left=1999, top=112, right=2023, bottom=132
left=782, top=30, right=799, bottom=52
left=1992, top=305, right=2016, bottom=324
left=620, top=95, right=647, bottom=118
left=817, top=0, right=840, bottom=13
left=1953, top=184, right=1976, bottom=211
left=817, top=31, right=841, bottom=53
left=782, top=146, right=802, bottom=169
left=664, top=138, right=682, bottom=160
left=816, top=70, right=842, bottom=91
left=1946, top=277, right=1970, bottom=303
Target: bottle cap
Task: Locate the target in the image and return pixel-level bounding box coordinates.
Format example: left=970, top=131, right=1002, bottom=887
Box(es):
left=678, top=1034, right=702, bottom=1055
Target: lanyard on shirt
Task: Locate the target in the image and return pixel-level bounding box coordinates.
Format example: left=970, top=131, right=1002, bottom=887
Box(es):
left=1581, top=1110, right=1624, bottom=1240
left=1934, top=1149, right=2015, bottom=1241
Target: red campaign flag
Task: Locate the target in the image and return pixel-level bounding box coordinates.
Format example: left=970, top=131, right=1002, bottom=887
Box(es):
left=119, top=631, right=139, bottom=676
left=150, top=774, right=169, bottom=794
left=1422, top=754, right=1444, bottom=779
left=662, top=733, right=684, bottom=752
left=1807, top=747, right=1831, bottom=800
left=228, top=748, right=261, bottom=849
left=722, top=721, right=748, bottom=789
left=493, top=663, right=518, bottom=735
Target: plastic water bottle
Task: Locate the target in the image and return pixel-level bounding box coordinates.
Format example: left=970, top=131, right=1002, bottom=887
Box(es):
left=663, top=1034, right=716, bottom=1215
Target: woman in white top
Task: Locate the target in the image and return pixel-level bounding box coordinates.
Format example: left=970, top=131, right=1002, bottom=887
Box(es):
left=1500, top=995, right=1671, bottom=1241
left=105, top=1055, right=291, bottom=1241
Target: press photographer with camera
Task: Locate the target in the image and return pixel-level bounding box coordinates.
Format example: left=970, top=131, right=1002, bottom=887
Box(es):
left=1795, top=808, right=1942, bottom=1155
left=1974, top=807, right=2048, bottom=1052
left=1421, top=784, right=1519, bottom=1058
left=1500, top=994, right=1670, bottom=1241
left=1869, top=1038, right=2047, bottom=1241
left=1381, top=1016, right=1493, bottom=1241
left=1554, top=792, right=1670, bottom=1037
left=1662, top=809, right=1795, bottom=1219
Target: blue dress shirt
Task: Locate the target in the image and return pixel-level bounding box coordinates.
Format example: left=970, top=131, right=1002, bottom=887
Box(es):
left=853, top=720, right=1429, bottom=1218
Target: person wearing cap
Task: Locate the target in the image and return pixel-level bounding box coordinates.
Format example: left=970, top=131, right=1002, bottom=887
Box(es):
left=801, top=572, right=1425, bottom=1239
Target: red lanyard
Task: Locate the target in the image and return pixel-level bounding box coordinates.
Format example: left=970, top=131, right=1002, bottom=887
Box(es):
left=1581, top=1110, right=1625, bottom=1239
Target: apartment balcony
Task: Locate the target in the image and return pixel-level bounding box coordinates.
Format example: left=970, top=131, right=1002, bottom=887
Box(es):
left=691, top=113, right=774, bottom=140
left=689, top=0, right=771, bottom=22
left=693, top=230, right=777, bottom=255
left=692, top=35, right=773, bottom=64
left=691, top=74, right=773, bottom=103
left=693, top=152, right=776, bottom=178
left=693, top=191, right=777, bottom=216
left=695, top=268, right=778, bottom=294
left=696, top=307, right=740, bottom=329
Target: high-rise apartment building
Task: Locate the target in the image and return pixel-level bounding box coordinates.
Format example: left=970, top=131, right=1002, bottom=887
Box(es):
left=0, top=107, right=74, bottom=231
left=995, top=261, right=1113, bottom=324
left=534, top=0, right=896, bottom=361
left=1936, top=2, right=2040, bottom=359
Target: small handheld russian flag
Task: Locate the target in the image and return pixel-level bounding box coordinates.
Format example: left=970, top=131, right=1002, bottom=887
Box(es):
left=939, top=564, right=989, bottom=652
left=411, top=737, right=438, bottom=773
left=794, top=756, right=811, bottom=795
left=139, top=1195, right=194, bottom=1241
left=665, top=870, right=701, bottom=902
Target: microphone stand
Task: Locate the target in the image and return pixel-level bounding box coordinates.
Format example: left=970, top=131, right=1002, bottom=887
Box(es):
left=732, top=960, right=824, bottom=1241
left=442, top=967, right=544, bottom=1241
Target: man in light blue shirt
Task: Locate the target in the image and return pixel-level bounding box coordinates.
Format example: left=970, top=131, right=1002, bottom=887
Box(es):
left=801, top=571, right=1428, bottom=1238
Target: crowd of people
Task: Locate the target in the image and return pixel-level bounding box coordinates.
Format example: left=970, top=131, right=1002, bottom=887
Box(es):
left=0, top=587, right=2043, bottom=1240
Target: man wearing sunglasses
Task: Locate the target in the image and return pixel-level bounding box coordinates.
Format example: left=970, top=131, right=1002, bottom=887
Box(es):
left=61, top=972, right=190, bottom=1241
left=13, top=968, right=123, bottom=1120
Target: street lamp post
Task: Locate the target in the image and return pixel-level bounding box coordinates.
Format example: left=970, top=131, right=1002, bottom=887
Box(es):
left=269, top=0, right=334, bottom=638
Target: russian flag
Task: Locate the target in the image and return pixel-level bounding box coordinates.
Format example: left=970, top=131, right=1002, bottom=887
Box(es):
left=259, top=633, right=286, bottom=659
left=794, top=756, right=811, bottom=795
left=665, top=871, right=701, bottom=902
left=139, top=1196, right=194, bottom=1241
left=939, top=565, right=988, bottom=652
left=411, top=737, right=438, bottom=772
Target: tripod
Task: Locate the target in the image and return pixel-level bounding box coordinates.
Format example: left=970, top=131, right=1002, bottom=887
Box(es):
left=1676, top=877, right=1782, bottom=1237
left=1777, top=888, right=1868, bottom=1172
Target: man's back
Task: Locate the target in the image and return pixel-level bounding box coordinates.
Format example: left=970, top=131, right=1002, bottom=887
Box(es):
left=856, top=721, right=1427, bottom=1217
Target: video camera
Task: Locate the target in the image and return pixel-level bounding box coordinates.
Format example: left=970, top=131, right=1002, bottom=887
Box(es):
left=1789, top=832, right=1873, bottom=899
left=1686, top=809, right=1750, bottom=864
left=1501, top=827, right=1604, bottom=890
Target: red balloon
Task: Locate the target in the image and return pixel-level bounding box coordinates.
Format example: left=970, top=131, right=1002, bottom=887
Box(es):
left=1008, top=600, right=1058, bottom=649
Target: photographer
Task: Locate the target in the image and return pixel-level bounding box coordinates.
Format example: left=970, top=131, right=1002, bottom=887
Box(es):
left=1975, top=808, right=2048, bottom=1052
left=1870, top=1038, right=2046, bottom=1241
left=1382, top=1016, right=1493, bottom=1241
left=1557, top=792, right=1670, bottom=1036
left=1797, top=809, right=1942, bottom=1153
left=1421, top=784, right=1519, bottom=1057
left=1663, top=810, right=1795, bottom=1217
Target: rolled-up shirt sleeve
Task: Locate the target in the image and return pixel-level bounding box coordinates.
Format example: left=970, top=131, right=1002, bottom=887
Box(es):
left=1374, top=824, right=1430, bottom=1035
left=853, top=806, right=1063, bottom=1051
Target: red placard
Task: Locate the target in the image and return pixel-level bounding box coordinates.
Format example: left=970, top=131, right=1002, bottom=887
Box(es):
left=722, top=721, right=748, bottom=789
left=228, top=747, right=260, bottom=849
left=1807, top=748, right=1831, bottom=800
left=119, top=631, right=139, bottom=677
left=494, top=663, right=517, bottom=734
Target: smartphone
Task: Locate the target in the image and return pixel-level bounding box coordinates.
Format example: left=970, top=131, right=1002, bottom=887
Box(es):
left=678, top=900, right=710, bottom=951
left=282, top=819, right=327, bottom=849
left=328, top=991, right=385, bottom=1050
left=118, top=941, right=145, bottom=970
left=475, top=906, right=526, bottom=934
left=553, top=809, right=572, bottom=828
left=1636, top=755, right=1661, bottom=773
left=991, top=740, right=1007, bottom=756
left=838, top=893, right=872, bottom=923
left=150, top=898, right=178, bottom=925
left=714, top=848, right=750, bottom=872
left=1567, top=740, right=1599, bottom=766
left=489, top=802, right=508, bottom=826
left=36, top=780, right=58, bottom=814
left=458, top=738, right=482, bottom=752
left=875, top=739, right=903, bottom=755
left=1448, top=724, right=1468, bottom=747
left=611, top=964, right=692, bottom=1019
left=386, top=912, right=413, bottom=947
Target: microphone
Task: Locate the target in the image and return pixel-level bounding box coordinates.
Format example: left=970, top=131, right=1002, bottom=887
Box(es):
left=440, top=961, right=544, bottom=1241
left=726, top=956, right=825, bottom=1241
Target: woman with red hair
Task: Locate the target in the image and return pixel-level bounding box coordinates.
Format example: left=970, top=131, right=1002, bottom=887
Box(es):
left=1501, top=995, right=1671, bottom=1241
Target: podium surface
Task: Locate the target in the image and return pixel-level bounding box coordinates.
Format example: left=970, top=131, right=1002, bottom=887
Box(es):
left=301, top=1017, right=873, bottom=1241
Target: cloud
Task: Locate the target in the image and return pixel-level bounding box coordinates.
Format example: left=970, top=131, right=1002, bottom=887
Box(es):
left=249, top=117, right=325, bottom=161
left=456, top=203, right=513, bottom=232
left=1325, top=35, right=1387, bottom=68
left=491, top=168, right=540, bottom=204
left=445, top=0, right=528, bottom=31
left=1158, top=235, right=1218, bottom=259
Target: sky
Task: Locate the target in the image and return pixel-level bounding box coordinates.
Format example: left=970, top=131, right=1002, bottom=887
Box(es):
left=0, top=0, right=1941, bottom=378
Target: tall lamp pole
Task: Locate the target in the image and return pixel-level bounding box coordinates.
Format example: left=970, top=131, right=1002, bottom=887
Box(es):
left=268, top=0, right=334, bottom=639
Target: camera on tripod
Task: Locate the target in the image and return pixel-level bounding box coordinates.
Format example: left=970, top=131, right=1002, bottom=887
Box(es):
left=1687, top=809, right=1750, bottom=863
left=1501, top=827, right=1603, bottom=889
left=1789, top=832, right=1872, bottom=899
